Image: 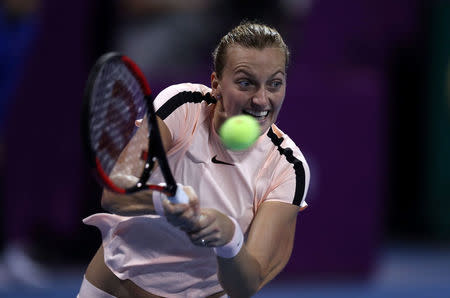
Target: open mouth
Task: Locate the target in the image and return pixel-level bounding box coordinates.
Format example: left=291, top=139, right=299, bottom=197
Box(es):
left=242, top=109, right=269, bottom=120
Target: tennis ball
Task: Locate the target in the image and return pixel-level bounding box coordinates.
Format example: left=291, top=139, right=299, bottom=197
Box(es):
left=219, top=115, right=260, bottom=151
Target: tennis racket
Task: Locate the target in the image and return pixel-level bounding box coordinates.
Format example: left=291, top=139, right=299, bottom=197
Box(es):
left=82, top=52, right=188, bottom=204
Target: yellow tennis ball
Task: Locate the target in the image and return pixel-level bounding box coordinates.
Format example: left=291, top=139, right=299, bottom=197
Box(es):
left=219, top=115, right=260, bottom=151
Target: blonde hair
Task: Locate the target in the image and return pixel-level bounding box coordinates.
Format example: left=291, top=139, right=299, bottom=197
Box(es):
left=212, top=21, right=290, bottom=78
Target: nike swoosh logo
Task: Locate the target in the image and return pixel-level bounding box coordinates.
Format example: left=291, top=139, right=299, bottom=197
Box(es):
left=211, top=155, right=234, bottom=166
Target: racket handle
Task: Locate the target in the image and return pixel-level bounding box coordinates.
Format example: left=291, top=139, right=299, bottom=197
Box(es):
left=157, top=183, right=189, bottom=204
left=168, top=183, right=189, bottom=204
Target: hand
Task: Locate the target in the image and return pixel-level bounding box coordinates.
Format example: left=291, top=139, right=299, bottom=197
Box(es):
left=187, top=208, right=235, bottom=248
left=162, top=185, right=200, bottom=231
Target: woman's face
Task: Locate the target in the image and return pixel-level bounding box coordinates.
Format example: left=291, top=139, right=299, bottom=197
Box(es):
left=211, top=46, right=287, bottom=135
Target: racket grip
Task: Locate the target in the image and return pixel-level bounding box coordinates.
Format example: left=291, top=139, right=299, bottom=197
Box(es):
left=168, top=183, right=189, bottom=204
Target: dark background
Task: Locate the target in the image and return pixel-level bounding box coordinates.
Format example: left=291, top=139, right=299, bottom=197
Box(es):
left=0, top=0, right=449, bottom=287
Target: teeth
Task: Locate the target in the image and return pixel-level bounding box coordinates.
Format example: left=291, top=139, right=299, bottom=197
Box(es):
left=243, top=110, right=269, bottom=117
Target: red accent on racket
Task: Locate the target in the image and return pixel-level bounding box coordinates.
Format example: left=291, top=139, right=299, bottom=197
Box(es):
left=81, top=52, right=187, bottom=203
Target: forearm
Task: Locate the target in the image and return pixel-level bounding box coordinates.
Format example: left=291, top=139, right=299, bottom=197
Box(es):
left=99, top=116, right=174, bottom=216
left=215, top=203, right=300, bottom=297
left=216, top=246, right=263, bottom=298
left=101, top=189, right=157, bottom=216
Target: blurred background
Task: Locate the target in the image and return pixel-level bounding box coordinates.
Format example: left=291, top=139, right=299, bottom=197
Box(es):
left=0, top=0, right=449, bottom=297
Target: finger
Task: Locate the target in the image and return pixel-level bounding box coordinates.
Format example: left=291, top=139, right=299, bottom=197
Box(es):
left=189, top=221, right=218, bottom=242
left=176, top=208, right=199, bottom=230
left=191, top=229, right=230, bottom=248
left=187, top=211, right=214, bottom=233
left=183, top=185, right=199, bottom=216
left=165, top=202, right=201, bottom=229
left=189, top=210, right=235, bottom=247
left=193, top=237, right=211, bottom=248
left=162, top=198, right=189, bottom=216
left=165, top=210, right=190, bottom=224
left=191, top=229, right=220, bottom=247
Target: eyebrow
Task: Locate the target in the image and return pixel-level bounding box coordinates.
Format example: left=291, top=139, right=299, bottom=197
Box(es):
left=234, top=68, right=285, bottom=78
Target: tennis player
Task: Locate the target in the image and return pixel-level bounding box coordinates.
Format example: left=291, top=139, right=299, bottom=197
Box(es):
left=79, top=21, right=310, bottom=297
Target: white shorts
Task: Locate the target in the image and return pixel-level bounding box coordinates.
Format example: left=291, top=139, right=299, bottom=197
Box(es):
left=77, top=275, right=115, bottom=298
left=77, top=274, right=229, bottom=298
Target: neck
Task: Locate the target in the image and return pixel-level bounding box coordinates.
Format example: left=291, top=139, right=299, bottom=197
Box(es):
left=212, top=100, right=226, bottom=134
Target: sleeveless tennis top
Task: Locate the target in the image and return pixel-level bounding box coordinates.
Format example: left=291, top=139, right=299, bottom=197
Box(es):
left=84, top=83, right=310, bottom=297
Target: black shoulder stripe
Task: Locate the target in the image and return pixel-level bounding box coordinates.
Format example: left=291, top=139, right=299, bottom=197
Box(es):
left=156, top=91, right=216, bottom=120
left=267, top=127, right=306, bottom=206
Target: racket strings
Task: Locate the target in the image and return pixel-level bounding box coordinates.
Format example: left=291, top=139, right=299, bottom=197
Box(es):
left=89, top=60, right=148, bottom=187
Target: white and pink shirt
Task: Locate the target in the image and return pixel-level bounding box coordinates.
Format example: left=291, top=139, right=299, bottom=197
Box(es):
left=84, top=83, right=310, bottom=297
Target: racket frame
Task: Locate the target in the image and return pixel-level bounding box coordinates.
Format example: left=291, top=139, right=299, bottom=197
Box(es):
left=82, top=53, right=178, bottom=197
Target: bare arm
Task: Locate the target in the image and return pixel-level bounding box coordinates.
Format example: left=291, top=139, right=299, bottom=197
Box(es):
left=216, top=202, right=299, bottom=297
left=164, top=201, right=300, bottom=297
left=101, top=117, right=175, bottom=216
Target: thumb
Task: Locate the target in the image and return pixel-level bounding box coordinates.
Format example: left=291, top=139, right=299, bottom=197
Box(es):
left=183, top=185, right=200, bottom=216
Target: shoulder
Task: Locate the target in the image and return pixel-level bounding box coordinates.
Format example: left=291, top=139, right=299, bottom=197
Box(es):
left=154, top=83, right=216, bottom=119
left=265, top=125, right=308, bottom=165
left=263, top=124, right=310, bottom=207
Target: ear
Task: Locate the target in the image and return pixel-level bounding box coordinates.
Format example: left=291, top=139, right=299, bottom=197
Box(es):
left=210, top=72, right=221, bottom=98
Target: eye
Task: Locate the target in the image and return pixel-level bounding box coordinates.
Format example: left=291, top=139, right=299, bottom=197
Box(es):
left=269, top=80, right=283, bottom=89
left=236, top=79, right=252, bottom=89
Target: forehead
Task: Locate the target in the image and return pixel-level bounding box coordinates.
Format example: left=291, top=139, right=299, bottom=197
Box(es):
left=223, top=46, right=286, bottom=73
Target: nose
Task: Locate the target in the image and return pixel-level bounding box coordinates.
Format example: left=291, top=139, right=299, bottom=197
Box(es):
left=251, top=87, right=269, bottom=107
